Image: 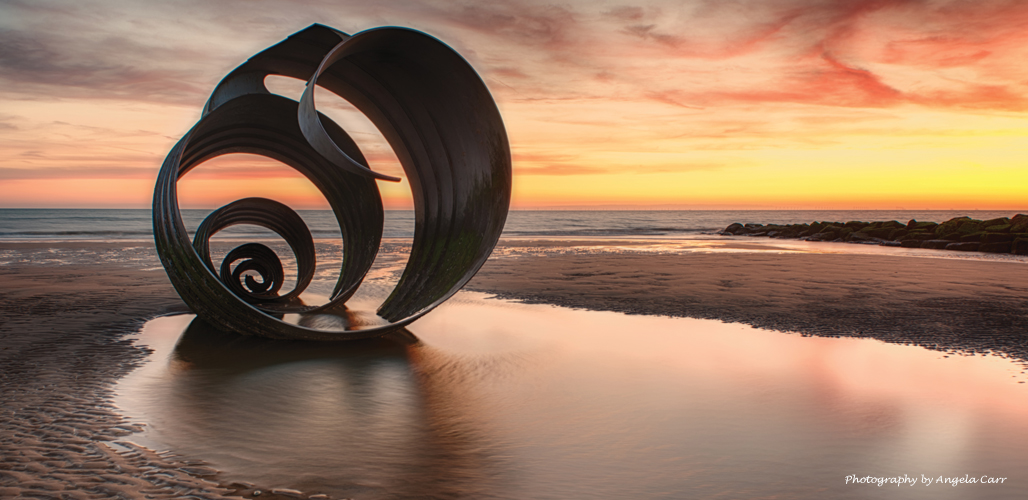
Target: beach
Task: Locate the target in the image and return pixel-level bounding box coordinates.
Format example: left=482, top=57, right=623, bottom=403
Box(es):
left=6, top=0, right=1028, bottom=495
left=0, top=262, right=240, bottom=498
left=2, top=237, right=1028, bottom=498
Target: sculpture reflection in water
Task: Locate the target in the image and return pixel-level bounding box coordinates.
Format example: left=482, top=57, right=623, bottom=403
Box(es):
left=153, top=24, right=511, bottom=340
left=166, top=317, right=505, bottom=498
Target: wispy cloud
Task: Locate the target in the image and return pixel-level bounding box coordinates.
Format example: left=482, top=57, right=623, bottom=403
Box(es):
left=515, top=164, right=608, bottom=176
left=0, top=166, right=156, bottom=180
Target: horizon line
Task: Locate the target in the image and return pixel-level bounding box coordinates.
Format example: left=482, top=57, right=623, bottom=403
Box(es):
left=2, top=206, right=1027, bottom=212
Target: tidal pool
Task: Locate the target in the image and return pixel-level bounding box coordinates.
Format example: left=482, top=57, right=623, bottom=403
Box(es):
left=116, top=293, right=1028, bottom=499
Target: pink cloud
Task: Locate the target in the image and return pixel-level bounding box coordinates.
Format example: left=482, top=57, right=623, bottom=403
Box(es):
left=604, top=6, right=645, bottom=22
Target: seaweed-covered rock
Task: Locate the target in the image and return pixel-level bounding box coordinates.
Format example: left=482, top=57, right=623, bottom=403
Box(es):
left=979, top=241, right=1012, bottom=253
left=720, top=216, right=1025, bottom=254
left=1010, top=215, right=1028, bottom=233
left=935, top=217, right=975, bottom=236
left=1013, top=237, right=1028, bottom=255
left=945, top=242, right=979, bottom=251
left=934, top=217, right=967, bottom=234
left=878, top=220, right=905, bottom=229
left=724, top=223, right=744, bottom=234
left=959, top=220, right=984, bottom=233
left=922, top=240, right=953, bottom=249
left=863, top=227, right=894, bottom=239
left=907, top=220, right=939, bottom=232
left=902, top=231, right=934, bottom=241
left=982, top=232, right=1015, bottom=244
left=984, top=224, right=1012, bottom=233
left=960, top=232, right=985, bottom=243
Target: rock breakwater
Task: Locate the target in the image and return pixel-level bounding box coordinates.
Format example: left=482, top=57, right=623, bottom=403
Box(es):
left=721, top=215, right=1028, bottom=254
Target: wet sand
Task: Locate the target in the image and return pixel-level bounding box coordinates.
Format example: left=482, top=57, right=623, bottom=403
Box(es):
left=0, top=264, right=326, bottom=499
left=2, top=238, right=1028, bottom=497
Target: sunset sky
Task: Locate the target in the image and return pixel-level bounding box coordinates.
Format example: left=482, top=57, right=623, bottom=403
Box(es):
left=1, top=0, right=1027, bottom=209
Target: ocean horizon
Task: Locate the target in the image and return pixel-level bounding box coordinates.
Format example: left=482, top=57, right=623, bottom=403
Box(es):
left=1, top=208, right=1024, bottom=241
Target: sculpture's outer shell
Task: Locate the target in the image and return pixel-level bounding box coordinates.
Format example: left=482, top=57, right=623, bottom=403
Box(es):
left=153, top=24, right=511, bottom=339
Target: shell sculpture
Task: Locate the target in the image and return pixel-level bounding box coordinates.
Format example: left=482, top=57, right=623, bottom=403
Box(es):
left=153, top=24, right=511, bottom=340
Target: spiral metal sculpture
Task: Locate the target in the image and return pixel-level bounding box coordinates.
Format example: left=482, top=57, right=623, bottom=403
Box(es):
left=153, top=24, right=511, bottom=340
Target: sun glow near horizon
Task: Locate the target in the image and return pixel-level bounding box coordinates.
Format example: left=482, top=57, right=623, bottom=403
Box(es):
left=2, top=0, right=1028, bottom=210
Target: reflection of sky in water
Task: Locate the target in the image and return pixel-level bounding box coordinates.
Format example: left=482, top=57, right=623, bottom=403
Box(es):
left=117, top=294, right=1028, bottom=500
left=6, top=236, right=1028, bottom=271
left=492, top=237, right=1028, bottom=264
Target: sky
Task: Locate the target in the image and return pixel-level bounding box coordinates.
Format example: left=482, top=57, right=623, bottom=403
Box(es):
left=1, top=0, right=1027, bottom=210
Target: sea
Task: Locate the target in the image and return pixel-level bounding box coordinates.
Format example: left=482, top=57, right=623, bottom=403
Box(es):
left=0, top=208, right=1023, bottom=241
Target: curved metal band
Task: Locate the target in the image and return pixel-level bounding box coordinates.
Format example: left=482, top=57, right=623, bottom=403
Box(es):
left=152, top=24, right=511, bottom=340
left=299, top=43, right=401, bottom=182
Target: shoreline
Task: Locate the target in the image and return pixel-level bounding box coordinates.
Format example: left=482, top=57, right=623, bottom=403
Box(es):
left=3, top=239, right=1028, bottom=497
left=473, top=242, right=1028, bottom=363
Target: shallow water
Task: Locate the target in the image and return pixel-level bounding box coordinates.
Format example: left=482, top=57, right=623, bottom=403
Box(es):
left=5, top=234, right=1027, bottom=271
left=115, top=293, right=1028, bottom=499
left=2, top=208, right=1023, bottom=241
left=494, top=237, right=1028, bottom=264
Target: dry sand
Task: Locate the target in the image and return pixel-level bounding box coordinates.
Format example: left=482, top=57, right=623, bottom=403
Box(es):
left=2, top=238, right=1028, bottom=498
